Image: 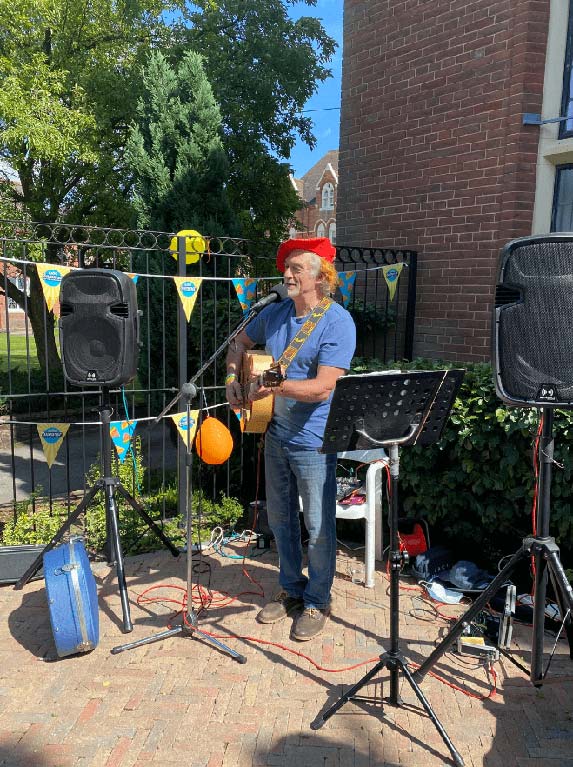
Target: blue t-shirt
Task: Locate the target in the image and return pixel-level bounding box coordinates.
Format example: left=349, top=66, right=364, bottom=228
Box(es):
left=245, top=298, right=356, bottom=448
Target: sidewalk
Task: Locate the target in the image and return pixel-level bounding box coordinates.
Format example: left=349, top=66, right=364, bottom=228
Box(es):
left=0, top=546, right=572, bottom=767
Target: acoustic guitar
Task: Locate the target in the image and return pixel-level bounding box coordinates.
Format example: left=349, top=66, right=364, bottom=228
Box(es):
left=240, top=350, right=284, bottom=433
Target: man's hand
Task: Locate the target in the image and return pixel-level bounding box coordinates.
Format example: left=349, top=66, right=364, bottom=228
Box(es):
left=248, top=380, right=274, bottom=401
left=225, top=379, right=243, bottom=406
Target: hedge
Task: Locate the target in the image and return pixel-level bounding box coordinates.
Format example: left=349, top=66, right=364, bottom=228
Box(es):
left=350, top=358, right=573, bottom=578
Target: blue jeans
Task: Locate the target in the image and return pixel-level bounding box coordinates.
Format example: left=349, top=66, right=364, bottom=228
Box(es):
left=264, top=431, right=337, bottom=610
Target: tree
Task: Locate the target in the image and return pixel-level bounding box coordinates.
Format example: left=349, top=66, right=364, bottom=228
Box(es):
left=178, top=0, right=337, bottom=241
left=0, top=0, right=337, bottom=375
left=0, top=0, right=177, bottom=375
left=126, top=50, right=236, bottom=236
left=126, top=49, right=238, bottom=391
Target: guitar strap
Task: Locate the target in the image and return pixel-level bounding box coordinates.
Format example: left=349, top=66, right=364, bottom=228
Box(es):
left=276, top=296, right=333, bottom=374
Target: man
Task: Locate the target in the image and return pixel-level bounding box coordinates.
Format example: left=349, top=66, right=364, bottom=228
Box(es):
left=225, top=238, right=356, bottom=641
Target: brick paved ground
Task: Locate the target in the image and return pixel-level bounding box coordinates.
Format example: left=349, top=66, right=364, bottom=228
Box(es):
left=0, top=546, right=572, bottom=767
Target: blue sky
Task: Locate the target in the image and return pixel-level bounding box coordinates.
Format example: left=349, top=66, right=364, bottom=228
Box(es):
left=287, top=0, right=343, bottom=179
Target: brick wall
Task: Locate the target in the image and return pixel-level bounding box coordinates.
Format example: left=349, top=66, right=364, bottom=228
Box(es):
left=338, top=0, right=549, bottom=361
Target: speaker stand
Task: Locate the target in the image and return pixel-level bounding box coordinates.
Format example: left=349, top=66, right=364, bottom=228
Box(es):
left=413, top=408, right=573, bottom=685
left=14, top=389, right=180, bottom=634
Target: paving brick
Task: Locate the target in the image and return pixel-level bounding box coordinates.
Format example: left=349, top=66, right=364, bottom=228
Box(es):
left=1, top=549, right=572, bottom=766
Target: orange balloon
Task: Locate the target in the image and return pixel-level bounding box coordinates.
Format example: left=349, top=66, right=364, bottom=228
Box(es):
left=195, top=417, right=234, bottom=464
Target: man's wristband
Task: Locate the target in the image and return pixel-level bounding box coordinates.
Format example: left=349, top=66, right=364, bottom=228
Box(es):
left=225, top=372, right=237, bottom=385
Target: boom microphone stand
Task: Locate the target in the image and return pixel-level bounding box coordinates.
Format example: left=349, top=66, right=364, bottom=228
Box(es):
left=312, top=369, right=466, bottom=767
left=109, top=278, right=285, bottom=658
left=15, top=387, right=180, bottom=634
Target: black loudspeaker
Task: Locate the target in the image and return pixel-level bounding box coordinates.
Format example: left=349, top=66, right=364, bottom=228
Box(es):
left=493, top=234, right=573, bottom=407
left=59, top=269, right=139, bottom=387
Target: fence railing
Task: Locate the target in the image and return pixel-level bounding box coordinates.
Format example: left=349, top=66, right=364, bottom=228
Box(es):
left=0, top=221, right=417, bottom=533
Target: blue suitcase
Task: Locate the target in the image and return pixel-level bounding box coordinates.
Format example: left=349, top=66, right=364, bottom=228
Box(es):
left=44, top=537, right=99, bottom=657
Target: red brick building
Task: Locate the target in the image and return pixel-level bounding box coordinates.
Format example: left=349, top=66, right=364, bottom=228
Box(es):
left=337, top=0, right=572, bottom=362
left=291, top=150, right=338, bottom=241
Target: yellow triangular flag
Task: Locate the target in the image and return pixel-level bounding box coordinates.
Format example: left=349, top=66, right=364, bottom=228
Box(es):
left=171, top=410, right=200, bottom=446
left=382, top=263, right=404, bottom=301
left=35, top=264, right=71, bottom=311
left=37, top=423, right=70, bottom=469
left=174, top=277, right=203, bottom=322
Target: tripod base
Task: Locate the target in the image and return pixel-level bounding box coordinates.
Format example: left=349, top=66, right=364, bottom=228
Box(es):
left=110, top=610, right=247, bottom=663
left=311, top=651, right=464, bottom=767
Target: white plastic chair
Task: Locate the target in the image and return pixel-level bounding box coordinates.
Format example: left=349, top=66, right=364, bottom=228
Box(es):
left=335, top=448, right=388, bottom=588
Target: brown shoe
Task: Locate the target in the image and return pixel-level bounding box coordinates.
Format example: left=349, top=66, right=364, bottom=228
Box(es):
left=257, top=590, right=304, bottom=624
left=292, top=606, right=330, bottom=641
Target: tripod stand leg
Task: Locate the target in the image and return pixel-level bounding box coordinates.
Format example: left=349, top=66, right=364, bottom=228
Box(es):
left=530, top=538, right=573, bottom=687
left=414, top=546, right=526, bottom=681
left=106, top=483, right=133, bottom=633
left=311, top=660, right=385, bottom=729
left=14, top=485, right=101, bottom=590
left=400, top=661, right=464, bottom=767
left=110, top=611, right=247, bottom=662
left=115, top=484, right=180, bottom=558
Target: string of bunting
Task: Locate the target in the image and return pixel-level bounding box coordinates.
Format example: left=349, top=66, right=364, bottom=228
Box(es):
left=4, top=256, right=406, bottom=319
left=4, top=403, right=227, bottom=470
left=3, top=230, right=408, bottom=467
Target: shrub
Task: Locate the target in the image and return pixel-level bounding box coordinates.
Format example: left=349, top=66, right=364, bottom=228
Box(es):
left=350, top=357, right=573, bottom=573
left=1, top=493, right=67, bottom=545
left=1, top=438, right=244, bottom=554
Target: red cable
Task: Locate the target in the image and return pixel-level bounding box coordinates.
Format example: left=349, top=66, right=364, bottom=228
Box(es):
left=408, top=661, right=497, bottom=701
left=134, top=453, right=495, bottom=697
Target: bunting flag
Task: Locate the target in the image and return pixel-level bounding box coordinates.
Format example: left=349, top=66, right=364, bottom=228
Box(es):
left=109, top=420, right=137, bottom=463
left=174, top=277, right=203, bottom=321
left=232, top=278, right=259, bottom=315
left=171, top=410, right=200, bottom=446
left=36, top=264, right=71, bottom=311
left=37, top=423, right=70, bottom=469
left=382, top=263, right=404, bottom=301
left=337, top=271, right=357, bottom=308
left=231, top=407, right=245, bottom=432
left=126, top=273, right=139, bottom=284
left=169, top=229, right=206, bottom=265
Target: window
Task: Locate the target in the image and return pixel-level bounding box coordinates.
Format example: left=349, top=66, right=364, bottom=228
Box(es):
left=559, top=2, right=573, bottom=138
left=316, top=222, right=326, bottom=238
left=551, top=165, right=573, bottom=230
left=321, top=182, right=334, bottom=210
left=7, top=274, right=27, bottom=311
left=328, top=222, right=336, bottom=243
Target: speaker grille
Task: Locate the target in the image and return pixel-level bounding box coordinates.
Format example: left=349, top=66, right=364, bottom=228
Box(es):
left=495, top=237, right=573, bottom=406
left=59, top=270, right=138, bottom=387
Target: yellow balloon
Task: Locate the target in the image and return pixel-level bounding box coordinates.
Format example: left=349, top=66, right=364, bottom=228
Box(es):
left=169, top=229, right=206, bottom=265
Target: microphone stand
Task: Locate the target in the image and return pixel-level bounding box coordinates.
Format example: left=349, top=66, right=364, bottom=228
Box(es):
left=112, top=284, right=286, bottom=659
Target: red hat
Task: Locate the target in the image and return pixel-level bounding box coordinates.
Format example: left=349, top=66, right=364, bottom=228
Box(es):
left=276, top=237, right=336, bottom=273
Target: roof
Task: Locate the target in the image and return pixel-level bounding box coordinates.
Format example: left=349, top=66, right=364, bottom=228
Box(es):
left=292, top=150, right=339, bottom=203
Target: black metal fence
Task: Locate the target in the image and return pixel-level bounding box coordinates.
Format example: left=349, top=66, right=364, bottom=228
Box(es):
left=0, top=221, right=416, bottom=529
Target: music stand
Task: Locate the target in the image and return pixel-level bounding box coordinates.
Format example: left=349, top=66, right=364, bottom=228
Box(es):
left=312, top=369, right=465, bottom=767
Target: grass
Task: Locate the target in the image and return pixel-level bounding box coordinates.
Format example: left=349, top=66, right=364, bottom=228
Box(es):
left=0, top=332, right=40, bottom=374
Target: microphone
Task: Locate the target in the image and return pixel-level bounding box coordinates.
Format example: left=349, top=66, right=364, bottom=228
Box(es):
left=248, top=283, right=289, bottom=314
